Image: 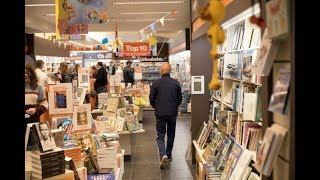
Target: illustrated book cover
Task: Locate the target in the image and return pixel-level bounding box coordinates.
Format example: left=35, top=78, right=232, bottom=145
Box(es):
left=73, top=104, right=92, bottom=131
left=78, top=68, right=90, bottom=91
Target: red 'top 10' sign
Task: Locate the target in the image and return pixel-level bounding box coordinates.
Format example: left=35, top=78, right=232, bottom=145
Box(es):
left=123, top=42, right=150, bottom=56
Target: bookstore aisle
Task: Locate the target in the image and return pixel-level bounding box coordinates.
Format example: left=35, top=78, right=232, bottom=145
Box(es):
left=123, top=111, right=195, bottom=180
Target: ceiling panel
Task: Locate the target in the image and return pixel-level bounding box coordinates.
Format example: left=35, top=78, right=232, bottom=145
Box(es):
left=25, top=0, right=190, bottom=42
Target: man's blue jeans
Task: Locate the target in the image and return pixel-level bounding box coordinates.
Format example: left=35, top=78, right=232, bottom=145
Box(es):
left=156, top=115, right=177, bottom=159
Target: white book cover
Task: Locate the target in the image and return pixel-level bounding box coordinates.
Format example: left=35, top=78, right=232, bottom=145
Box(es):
left=248, top=172, right=260, bottom=180
left=48, top=83, right=73, bottom=114
left=73, top=104, right=92, bottom=131
left=223, top=54, right=239, bottom=80
left=35, top=121, right=57, bottom=152
left=77, top=87, right=87, bottom=105
left=252, top=28, right=279, bottom=76
left=242, top=92, right=258, bottom=121
left=78, top=68, right=90, bottom=91
left=230, top=149, right=252, bottom=180
left=266, top=0, right=289, bottom=38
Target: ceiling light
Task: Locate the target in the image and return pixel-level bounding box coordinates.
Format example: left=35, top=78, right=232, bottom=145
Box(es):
left=25, top=4, right=55, bottom=7
left=113, top=1, right=186, bottom=5
left=43, top=14, right=56, bottom=17
left=126, top=19, right=176, bottom=22
left=120, top=11, right=180, bottom=15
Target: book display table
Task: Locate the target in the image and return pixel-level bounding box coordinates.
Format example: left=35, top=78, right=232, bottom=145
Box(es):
left=117, top=129, right=145, bottom=157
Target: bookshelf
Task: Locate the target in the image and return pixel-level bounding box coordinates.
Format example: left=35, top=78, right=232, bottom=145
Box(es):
left=36, top=55, right=66, bottom=74
left=192, top=3, right=264, bottom=180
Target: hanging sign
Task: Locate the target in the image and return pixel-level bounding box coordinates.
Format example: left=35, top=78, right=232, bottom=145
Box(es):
left=123, top=42, right=150, bottom=56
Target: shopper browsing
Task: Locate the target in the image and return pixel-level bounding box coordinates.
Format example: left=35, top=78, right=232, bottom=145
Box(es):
left=123, top=60, right=134, bottom=86
left=25, top=64, right=48, bottom=127
left=34, top=60, right=48, bottom=87
left=149, top=62, right=182, bottom=169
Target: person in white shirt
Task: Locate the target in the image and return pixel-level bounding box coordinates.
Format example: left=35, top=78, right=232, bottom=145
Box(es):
left=35, top=60, right=48, bottom=87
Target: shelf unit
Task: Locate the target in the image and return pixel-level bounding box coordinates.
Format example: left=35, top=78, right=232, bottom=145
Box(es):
left=192, top=3, right=264, bottom=180
left=36, top=55, right=66, bottom=74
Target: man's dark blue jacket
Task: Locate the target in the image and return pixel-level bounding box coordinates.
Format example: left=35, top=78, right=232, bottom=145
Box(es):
left=149, top=73, right=182, bottom=117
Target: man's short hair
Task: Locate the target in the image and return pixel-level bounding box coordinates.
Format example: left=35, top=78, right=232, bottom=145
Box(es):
left=98, top=61, right=103, bottom=67
left=35, top=60, right=44, bottom=68
left=126, top=60, right=132, bottom=65
left=60, top=62, right=68, bottom=69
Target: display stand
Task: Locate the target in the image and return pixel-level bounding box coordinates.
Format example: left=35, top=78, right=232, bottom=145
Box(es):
left=117, top=129, right=145, bottom=157
left=193, top=140, right=207, bottom=180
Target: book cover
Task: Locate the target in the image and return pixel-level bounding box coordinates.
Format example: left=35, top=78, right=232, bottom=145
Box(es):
left=77, top=87, right=87, bottom=105
left=242, top=92, right=258, bottom=121
left=78, top=68, right=90, bottom=91
left=106, top=97, right=120, bottom=112
left=217, top=111, right=228, bottom=133
left=251, top=28, right=280, bottom=76
left=48, top=83, right=73, bottom=114
left=221, top=143, right=243, bottom=180
left=76, top=132, right=97, bottom=156
left=32, top=164, right=65, bottom=174
left=230, top=149, right=253, bottom=180
left=34, top=121, right=57, bottom=152
left=227, top=111, right=238, bottom=138
left=268, top=67, right=291, bottom=115
left=266, top=0, right=289, bottom=38
left=253, top=127, right=274, bottom=173
left=87, top=173, right=115, bottom=180
left=25, top=123, right=39, bottom=151
left=51, top=116, right=72, bottom=130
left=116, top=108, right=127, bottom=120
left=65, top=156, right=81, bottom=180
left=32, top=168, right=65, bottom=179
left=196, top=121, right=207, bottom=144
left=31, top=154, right=65, bottom=165
left=212, top=136, right=232, bottom=171
left=85, top=147, right=100, bottom=174
left=73, top=104, right=92, bottom=131
left=125, top=114, right=142, bottom=132
left=223, top=54, right=240, bottom=80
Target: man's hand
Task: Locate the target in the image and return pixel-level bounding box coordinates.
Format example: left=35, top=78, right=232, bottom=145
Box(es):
left=26, top=108, right=36, bottom=115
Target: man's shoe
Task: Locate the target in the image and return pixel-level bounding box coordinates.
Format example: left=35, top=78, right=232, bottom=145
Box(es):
left=167, top=157, right=172, bottom=162
left=160, top=155, right=168, bottom=169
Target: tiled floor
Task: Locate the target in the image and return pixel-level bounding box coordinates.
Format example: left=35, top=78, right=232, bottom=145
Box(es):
left=122, top=110, right=196, bottom=180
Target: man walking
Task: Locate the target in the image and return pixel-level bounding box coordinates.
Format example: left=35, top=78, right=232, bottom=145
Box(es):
left=149, top=63, right=182, bottom=169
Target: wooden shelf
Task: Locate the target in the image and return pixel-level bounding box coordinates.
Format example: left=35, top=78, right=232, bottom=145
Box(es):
left=193, top=140, right=206, bottom=163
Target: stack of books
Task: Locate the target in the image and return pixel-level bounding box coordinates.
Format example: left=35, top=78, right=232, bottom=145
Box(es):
left=63, top=146, right=82, bottom=162
left=203, top=163, right=222, bottom=180
left=97, top=147, right=117, bottom=170
left=29, top=148, right=66, bottom=179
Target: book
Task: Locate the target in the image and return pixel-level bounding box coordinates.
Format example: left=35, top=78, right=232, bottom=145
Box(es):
left=73, top=104, right=92, bottom=131
left=230, top=149, right=253, bottom=180
left=85, top=147, right=100, bottom=173
left=247, top=172, right=260, bottom=180
left=227, top=111, right=238, bottom=138
left=87, top=173, right=115, bottom=180
left=48, top=83, right=73, bottom=114
left=78, top=68, right=90, bottom=91
left=32, top=169, right=74, bottom=180
left=25, top=123, right=38, bottom=151
left=32, top=168, right=65, bottom=179
left=251, top=28, right=280, bottom=76
left=31, top=154, right=65, bottom=165
left=220, top=143, right=243, bottom=180
left=33, top=121, right=57, bottom=152
left=32, top=158, right=65, bottom=170
left=31, top=147, right=64, bottom=159
left=65, top=156, right=81, bottom=180
left=241, top=166, right=252, bottom=180
left=196, top=121, right=207, bottom=144
left=212, top=136, right=232, bottom=170
left=76, top=132, right=97, bottom=156
left=51, top=116, right=72, bottom=130
left=76, top=167, right=87, bottom=180
left=268, top=67, right=291, bottom=115
left=32, top=164, right=65, bottom=175
left=253, top=127, right=275, bottom=173
left=125, top=114, right=142, bottom=132
left=266, top=0, right=289, bottom=38
left=242, top=92, right=258, bottom=121
left=223, top=54, right=240, bottom=80
left=261, top=123, right=287, bottom=176
left=217, top=111, right=228, bottom=133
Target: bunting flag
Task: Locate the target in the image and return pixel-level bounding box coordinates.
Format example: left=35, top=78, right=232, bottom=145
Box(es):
left=171, top=9, right=177, bottom=18
left=150, top=23, right=155, bottom=33
left=160, top=17, right=165, bottom=26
